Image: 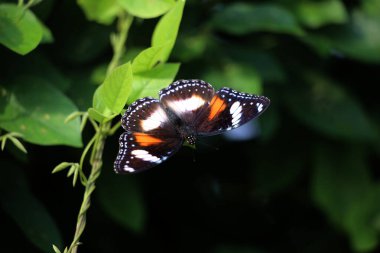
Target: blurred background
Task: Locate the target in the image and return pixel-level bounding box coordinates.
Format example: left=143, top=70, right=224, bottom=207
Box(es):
left=1, top=0, right=380, bottom=252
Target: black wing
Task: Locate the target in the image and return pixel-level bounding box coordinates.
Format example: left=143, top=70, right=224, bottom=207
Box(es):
left=159, top=79, right=215, bottom=128
left=114, top=97, right=183, bottom=173
left=195, top=87, right=270, bottom=135
left=114, top=132, right=182, bottom=173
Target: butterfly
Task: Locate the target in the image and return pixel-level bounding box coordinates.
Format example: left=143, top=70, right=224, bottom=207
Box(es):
left=114, top=79, right=270, bottom=173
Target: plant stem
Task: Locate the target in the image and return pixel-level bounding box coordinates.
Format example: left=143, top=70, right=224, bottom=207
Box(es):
left=107, top=12, right=134, bottom=76
left=66, top=11, right=132, bottom=253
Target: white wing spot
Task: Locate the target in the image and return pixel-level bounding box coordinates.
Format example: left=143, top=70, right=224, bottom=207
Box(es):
left=232, top=113, right=242, bottom=125
left=230, top=101, right=242, bottom=126
left=166, top=95, right=205, bottom=115
left=123, top=165, right=135, bottom=172
left=230, top=101, right=240, bottom=114
left=131, top=149, right=161, bottom=163
left=140, top=107, right=168, bottom=131
left=257, top=103, right=263, bottom=112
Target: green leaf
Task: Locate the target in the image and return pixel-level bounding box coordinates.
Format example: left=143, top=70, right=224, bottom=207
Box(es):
left=0, top=77, right=82, bottom=147
left=52, top=244, right=62, bottom=253
left=0, top=161, right=63, bottom=252
left=8, top=136, right=27, bottom=153
left=302, top=11, right=380, bottom=63
left=40, top=21, right=54, bottom=43
left=174, top=33, right=208, bottom=62
left=93, top=62, right=133, bottom=116
left=77, top=0, right=120, bottom=25
left=219, top=46, right=286, bottom=83
left=286, top=72, right=378, bottom=142
left=211, top=3, right=304, bottom=36
left=97, top=169, right=146, bottom=233
left=90, top=49, right=143, bottom=85
left=151, top=0, right=185, bottom=61
left=294, top=0, right=348, bottom=28
left=203, top=63, right=262, bottom=94
left=132, top=43, right=173, bottom=74
left=1, top=136, right=5, bottom=150
left=128, top=63, right=180, bottom=103
left=362, top=0, right=380, bottom=17
left=312, top=145, right=379, bottom=252
left=117, top=0, right=175, bottom=19
left=52, top=162, right=72, bottom=174
left=88, top=107, right=112, bottom=123
left=0, top=3, right=43, bottom=54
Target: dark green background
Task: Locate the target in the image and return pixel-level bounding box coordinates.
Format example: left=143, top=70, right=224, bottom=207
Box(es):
left=1, top=0, right=380, bottom=252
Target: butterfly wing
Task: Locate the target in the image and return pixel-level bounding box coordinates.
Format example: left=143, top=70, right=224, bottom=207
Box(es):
left=159, top=79, right=215, bottom=127
left=114, top=97, right=183, bottom=173
left=196, top=87, right=270, bottom=135
left=114, top=132, right=182, bottom=173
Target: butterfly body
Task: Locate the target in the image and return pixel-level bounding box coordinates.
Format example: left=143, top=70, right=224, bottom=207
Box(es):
left=161, top=106, right=197, bottom=145
left=114, top=79, right=270, bottom=173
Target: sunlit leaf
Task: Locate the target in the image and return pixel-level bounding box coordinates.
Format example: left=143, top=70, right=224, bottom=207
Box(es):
left=118, top=0, right=175, bottom=19
left=52, top=244, right=62, bottom=253
left=132, top=43, right=173, bottom=74
left=152, top=0, right=185, bottom=61
left=77, top=0, right=120, bottom=25
left=8, top=136, right=27, bottom=153
left=0, top=4, right=43, bottom=54
left=93, top=62, right=133, bottom=116
left=128, top=63, right=180, bottom=103
left=52, top=162, right=72, bottom=174
left=87, top=107, right=112, bottom=123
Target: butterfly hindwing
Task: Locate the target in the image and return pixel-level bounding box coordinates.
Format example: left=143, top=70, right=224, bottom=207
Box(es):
left=159, top=79, right=215, bottom=126
left=196, top=87, right=270, bottom=135
left=114, top=132, right=183, bottom=173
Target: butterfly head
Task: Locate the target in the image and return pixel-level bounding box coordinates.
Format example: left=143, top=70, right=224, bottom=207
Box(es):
left=185, top=135, right=196, bottom=145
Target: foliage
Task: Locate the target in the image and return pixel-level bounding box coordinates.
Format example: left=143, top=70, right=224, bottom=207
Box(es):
left=1, top=0, right=380, bottom=253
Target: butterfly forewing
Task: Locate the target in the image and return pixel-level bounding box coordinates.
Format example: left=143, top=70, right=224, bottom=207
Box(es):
left=121, top=97, right=176, bottom=136
left=159, top=79, right=215, bottom=126
left=196, top=87, right=270, bottom=135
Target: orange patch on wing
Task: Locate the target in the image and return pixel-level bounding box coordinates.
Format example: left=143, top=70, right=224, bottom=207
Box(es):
left=134, top=133, right=163, bottom=146
left=208, top=95, right=227, bottom=120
